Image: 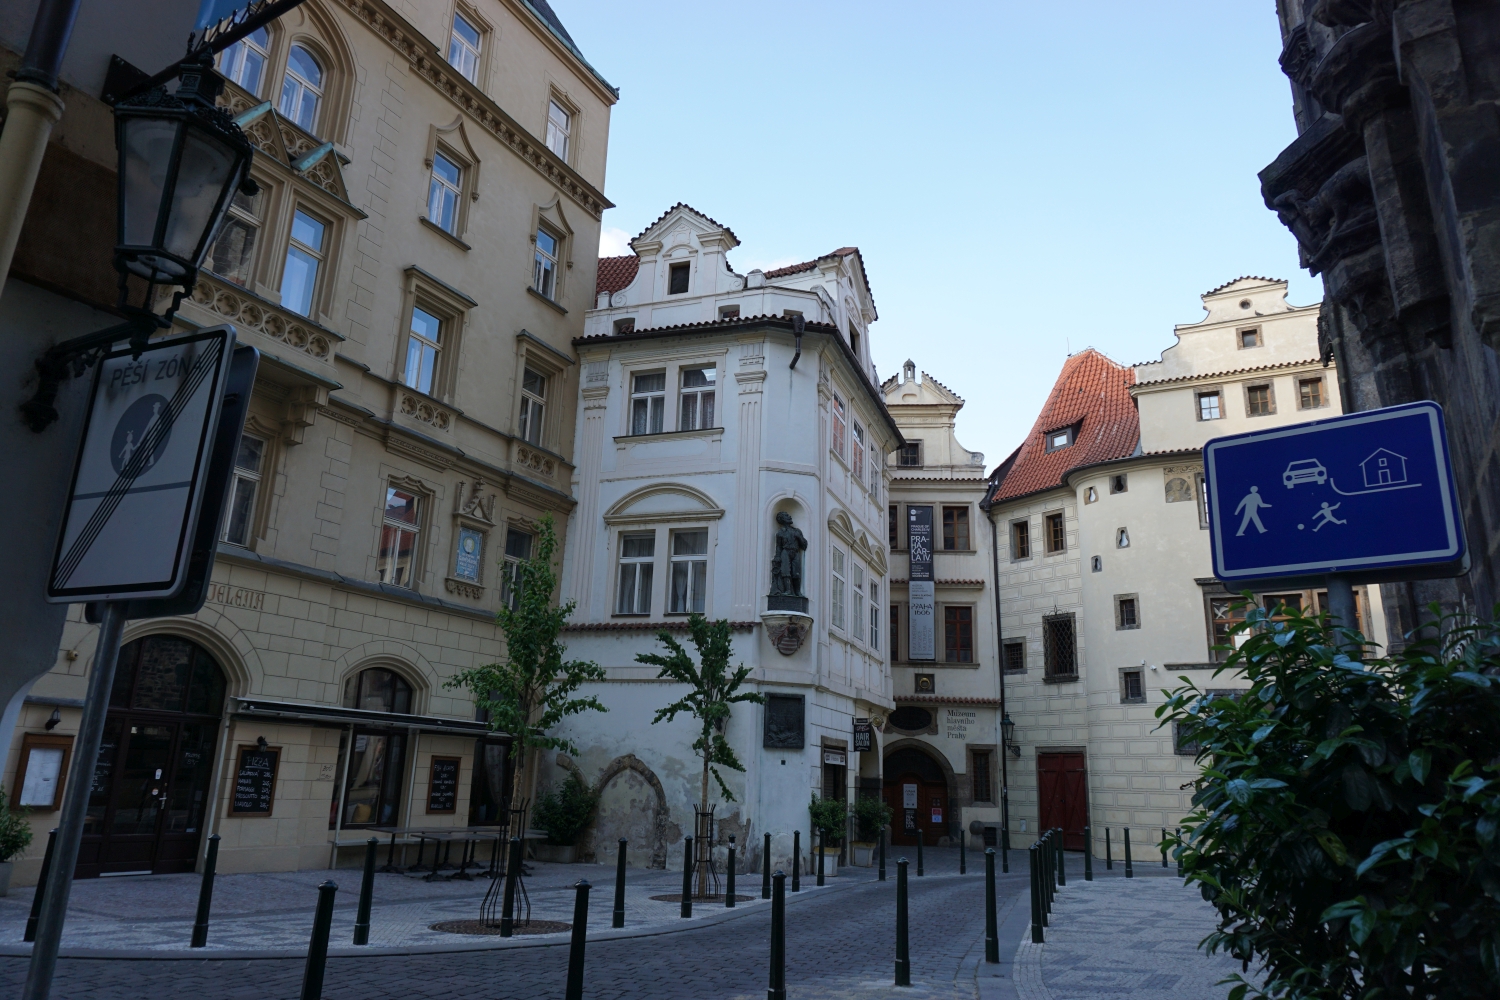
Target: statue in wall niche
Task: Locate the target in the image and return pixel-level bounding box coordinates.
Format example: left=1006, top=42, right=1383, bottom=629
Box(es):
left=770, top=512, right=807, bottom=597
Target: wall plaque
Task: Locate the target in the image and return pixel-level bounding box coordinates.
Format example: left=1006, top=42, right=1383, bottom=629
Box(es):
left=428, top=756, right=461, bottom=814
left=229, top=745, right=280, bottom=817
left=763, top=693, right=805, bottom=748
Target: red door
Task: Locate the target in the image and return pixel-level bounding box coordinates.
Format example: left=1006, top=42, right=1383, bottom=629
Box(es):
left=883, top=772, right=947, bottom=846
left=1037, top=752, right=1088, bottom=851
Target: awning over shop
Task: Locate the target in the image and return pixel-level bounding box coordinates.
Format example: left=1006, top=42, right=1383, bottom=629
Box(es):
left=233, top=697, right=507, bottom=737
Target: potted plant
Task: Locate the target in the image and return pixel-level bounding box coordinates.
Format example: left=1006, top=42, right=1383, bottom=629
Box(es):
left=0, top=791, right=32, bottom=896
left=531, top=772, right=598, bottom=863
left=808, top=795, right=847, bottom=877
left=850, top=796, right=892, bottom=867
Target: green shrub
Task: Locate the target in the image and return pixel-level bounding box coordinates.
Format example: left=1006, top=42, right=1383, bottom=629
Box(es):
left=0, top=792, right=31, bottom=863
left=1160, top=601, right=1500, bottom=999
left=809, top=795, right=847, bottom=845
left=854, top=796, right=892, bottom=841
left=533, top=772, right=599, bottom=847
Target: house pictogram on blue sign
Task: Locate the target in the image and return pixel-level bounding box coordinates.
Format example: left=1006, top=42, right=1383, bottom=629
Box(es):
left=1361, top=448, right=1408, bottom=488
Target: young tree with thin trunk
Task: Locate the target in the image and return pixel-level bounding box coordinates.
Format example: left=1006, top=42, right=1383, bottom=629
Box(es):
left=638, top=614, right=764, bottom=896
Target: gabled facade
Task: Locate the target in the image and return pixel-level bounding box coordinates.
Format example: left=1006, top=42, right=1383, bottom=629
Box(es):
left=552, top=206, right=897, bottom=872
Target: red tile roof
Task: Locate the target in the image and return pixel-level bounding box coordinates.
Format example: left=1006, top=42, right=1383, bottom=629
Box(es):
left=988, top=350, right=1139, bottom=503
left=764, top=247, right=858, bottom=278
left=596, top=255, right=640, bottom=296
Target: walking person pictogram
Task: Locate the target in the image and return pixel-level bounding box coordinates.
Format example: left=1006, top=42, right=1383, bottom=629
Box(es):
left=1311, top=501, right=1346, bottom=531
left=1234, top=486, right=1272, bottom=535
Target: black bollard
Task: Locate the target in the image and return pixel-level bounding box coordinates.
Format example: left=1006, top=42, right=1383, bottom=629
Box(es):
left=984, top=848, right=999, bottom=964
left=1176, top=827, right=1183, bottom=876
left=613, top=838, right=627, bottom=928
left=762, top=833, right=772, bottom=899
left=792, top=830, right=801, bottom=892
left=1055, top=829, right=1066, bottom=887
left=190, top=834, right=221, bottom=948
left=1105, top=827, right=1113, bottom=870
left=894, top=858, right=911, bottom=987
left=1162, top=829, right=1169, bottom=868
left=726, top=837, right=737, bottom=907
left=1084, top=826, right=1093, bottom=882
left=878, top=828, right=886, bottom=881
left=24, top=829, right=58, bottom=943
left=1124, top=827, right=1134, bottom=878
left=1043, top=834, right=1053, bottom=911
left=767, top=871, right=787, bottom=1000
left=500, top=836, right=522, bottom=937
left=814, top=827, right=823, bottom=887
left=564, top=879, right=591, bottom=1000
left=352, top=836, right=377, bottom=945
left=960, top=829, right=966, bottom=875
left=1029, top=844, right=1045, bottom=940
left=916, top=828, right=924, bottom=877
left=300, top=880, right=338, bottom=1000
left=1001, top=824, right=1010, bottom=874
left=681, top=837, right=693, bottom=917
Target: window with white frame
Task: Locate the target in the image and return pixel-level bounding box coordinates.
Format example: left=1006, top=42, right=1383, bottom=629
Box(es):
left=219, top=26, right=270, bottom=95
left=519, top=368, right=546, bottom=445
left=680, top=367, right=716, bottom=430
left=222, top=435, right=265, bottom=545
left=851, top=421, right=865, bottom=483
left=205, top=185, right=261, bottom=286
left=831, top=547, right=846, bottom=631
left=403, top=306, right=442, bottom=395
left=281, top=209, right=326, bottom=317
left=852, top=563, right=865, bottom=642
left=500, top=527, right=532, bottom=610
left=616, top=532, right=655, bottom=615
left=869, top=581, right=880, bottom=650
left=631, top=372, right=665, bottom=435
left=378, top=486, right=421, bottom=588
left=668, top=529, right=708, bottom=614
left=832, top=392, right=847, bottom=460
left=533, top=226, right=559, bottom=299
left=427, top=152, right=462, bottom=233
left=448, top=13, right=482, bottom=81
left=546, top=99, right=571, bottom=159
left=279, top=44, right=323, bottom=133
left=869, top=441, right=879, bottom=493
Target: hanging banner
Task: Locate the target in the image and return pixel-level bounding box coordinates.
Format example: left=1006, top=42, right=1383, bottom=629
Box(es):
left=852, top=718, right=872, bottom=753
left=907, top=505, right=935, bottom=660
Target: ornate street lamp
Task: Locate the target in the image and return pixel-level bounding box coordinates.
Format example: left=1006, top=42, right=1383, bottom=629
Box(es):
left=1001, top=713, right=1019, bottom=757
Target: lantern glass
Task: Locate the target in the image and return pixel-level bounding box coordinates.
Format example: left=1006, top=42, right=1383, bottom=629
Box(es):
left=1001, top=713, right=1016, bottom=746
left=165, top=127, right=239, bottom=263
left=120, top=116, right=180, bottom=257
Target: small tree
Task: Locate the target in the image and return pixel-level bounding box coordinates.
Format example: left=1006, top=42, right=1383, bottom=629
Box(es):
left=447, top=514, right=605, bottom=831
left=809, top=795, right=848, bottom=847
left=0, top=792, right=31, bottom=863
left=854, top=796, right=892, bottom=842
left=533, top=772, right=600, bottom=848
left=638, top=614, right=764, bottom=895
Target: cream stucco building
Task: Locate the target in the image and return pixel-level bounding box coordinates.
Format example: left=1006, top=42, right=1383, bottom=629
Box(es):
left=5, top=0, right=616, bottom=883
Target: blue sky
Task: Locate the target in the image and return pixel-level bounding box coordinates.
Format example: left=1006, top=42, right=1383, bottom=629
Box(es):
left=560, top=1, right=1314, bottom=466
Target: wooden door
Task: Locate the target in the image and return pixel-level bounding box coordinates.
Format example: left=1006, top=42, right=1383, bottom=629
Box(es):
left=884, top=771, right=948, bottom=846
left=1037, top=752, right=1088, bottom=851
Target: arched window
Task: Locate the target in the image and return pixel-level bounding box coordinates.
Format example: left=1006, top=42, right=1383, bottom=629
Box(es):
left=280, top=45, right=323, bottom=132
left=342, top=667, right=413, bottom=714
left=219, top=26, right=270, bottom=95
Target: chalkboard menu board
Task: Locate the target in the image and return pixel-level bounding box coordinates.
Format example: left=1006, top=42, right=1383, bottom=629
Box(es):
left=428, top=756, right=460, bottom=814
left=230, top=745, right=280, bottom=816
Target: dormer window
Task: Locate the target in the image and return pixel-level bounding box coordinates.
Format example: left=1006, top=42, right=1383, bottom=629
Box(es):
left=668, top=262, right=690, bottom=295
left=1044, top=425, right=1076, bottom=452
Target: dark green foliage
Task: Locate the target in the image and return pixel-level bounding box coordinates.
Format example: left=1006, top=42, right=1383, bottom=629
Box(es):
left=533, top=773, right=600, bottom=846
left=854, top=795, right=892, bottom=841
left=0, top=791, right=30, bottom=862
left=809, top=795, right=847, bottom=843
left=1159, top=601, right=1500, bottom=999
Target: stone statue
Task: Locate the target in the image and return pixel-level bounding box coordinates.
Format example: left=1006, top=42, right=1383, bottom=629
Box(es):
left=770, top=512, right=807, bottom=597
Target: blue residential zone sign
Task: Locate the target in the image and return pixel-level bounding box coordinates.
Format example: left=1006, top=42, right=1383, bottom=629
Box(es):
left=1204, top=401, right=1466, bottom=585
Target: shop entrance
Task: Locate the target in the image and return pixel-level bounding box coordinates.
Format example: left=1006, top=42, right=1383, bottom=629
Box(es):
left=882, top=745, right=950, bottom=846
left=78, top=635, right=226, bottom=877
left=1037, top=751, right=1088, bottom=851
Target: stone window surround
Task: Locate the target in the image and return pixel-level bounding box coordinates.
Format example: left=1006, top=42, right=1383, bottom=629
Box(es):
left=1114, top=592, right=1141, bottom=630
left=544, top=85, right=581, bottom=167
left=513, top=332, right=576, bottom=453
left=617, top=349, right=727, bottom=438
left=1244, top=380, right=1277, bottom=417
left=448, top=3, right=494, bottom=88
left=422, top=118, right=483, bottom=242
left=1118, top=666, right=1146, bottom=704
left=604, top=519, right=722, bottom=620
left=968, top=744, right=998, bottom=805
left=529, top=199, right=574, bottom=304
left=395, top=266, right=478, bottom=405
left=370, top=469, right=438, bottom=593
left=1296, top=374, right=1328, bottom=410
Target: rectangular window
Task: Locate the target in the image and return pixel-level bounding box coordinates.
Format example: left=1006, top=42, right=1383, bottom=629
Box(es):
left=942, top=506, right=970, bottom=550
left=718, top=304, right=740, bottom=319
left=668, top=261, right=690, bottom=295
left=533, top=227, right=559, bottom=299
left=679, top=367, right=716, bottom=431
left=616, top=532, right=655, bottom=615
left=631, top=371, right=666, bottom=435
left=1247, top=384, right=1273, bottom=416
left=831, top=393, right=847, bottom=459
left=206, top=186, right=261, bottom=286
left=1206, top=595, right=1247, bottom=662
left=1239, top=327, right=1261, bottom=349
left=869, top=581, right=880, bottom=650
left=888, top=505, right=899, bottom=550
left=851, top=421, right=865, bottom=482
left=1042, top=613, right=1077, bottom=680
left=448, top=13, right=481, bottom=81
left=971, top=750, right=992, bottom=803
left=869, top=442, right=880, bottom=493
left=889, top=603, right=900, bottom=662
left=1196, top=472, right=1210, bottom=529
left=1116, top=594, right=1140, bottom=629
left=897, top=442, right=921, bottom=467
left=281, top=209, right=326, bottom=317
left=1011, top=519, right=1030, bottom=559
left=1002, top=639, right=1025, bottom=674
left=668, top=529, right=708, bottom=614
left=403, top=307, right=442, bottom=395
left=852, top=563, right=865, bottom=643
left=1299, top=377, right=1324, bottom=409
left=519, top=368, right=546, bottom=445
left=427, top=152, right=462, bottom=233
left=1121, top=668, right=1145, bottom=704
left=377, top=487, right=420, bottom=588
left=1044, top=511, right=1066, bottom=553
left=831, top=548, right=846, bottom=631
left=222, top=434, right=264, bottom=546
left=337, top=730, right=407, bottom=827
left=1197, top=391, right=1222, bottom=421
left=944, top=606, right=973, bottom=663
left=500, top=528, right=532, bottom=610
left=1044, top=426, right=1074, bottom=452
left=546, top=99, right=571, bottom=159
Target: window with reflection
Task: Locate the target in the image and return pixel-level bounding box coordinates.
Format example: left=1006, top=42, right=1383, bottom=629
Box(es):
left=219, top=26, right=270, bottom=95
left=668, top=529, right=707, bottom=614
left=281, top=209, right=325, bottom=317
left=404, top=307, right=442, bottom=395
left=378, top=486, right=421, bottom=587
left=448, top=13, right=482, bottom=82
left=280, top=44, right=323, bottom=132
left=334, top=668, right=415, bottom=828
left=533, top=226, right=559, bottom=298
left=343, top=667, right=414, bottom=714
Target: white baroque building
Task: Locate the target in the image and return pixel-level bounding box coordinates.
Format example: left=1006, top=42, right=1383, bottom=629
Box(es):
left=553, top=205, right=899, bottom=871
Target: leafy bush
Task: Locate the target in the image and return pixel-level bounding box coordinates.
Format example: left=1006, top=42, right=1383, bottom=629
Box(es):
left=1160, top=601, right=1500, bottom=999
left=533, top=772, right=599, bottom=847
left=854, top=796, right=892, bottom=841
left=809, top=795, right=847, bottom=844
left=0, top=792, right=30, bottom=863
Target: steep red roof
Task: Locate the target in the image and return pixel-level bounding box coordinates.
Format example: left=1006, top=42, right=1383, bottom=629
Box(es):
left=596, top=255, right=640, bottom=296
left=764, top=246, right=858, bottom=279
left=988, top=350, right=1139, bottom=503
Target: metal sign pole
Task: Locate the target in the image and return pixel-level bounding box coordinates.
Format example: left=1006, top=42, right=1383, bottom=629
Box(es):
left=24, top=601, right=128, bottom=1000
left=1325, top=573, right=1357, bottom=643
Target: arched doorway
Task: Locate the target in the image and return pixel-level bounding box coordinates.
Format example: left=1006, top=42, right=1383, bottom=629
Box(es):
left=77, top=635, right=227, bottom=877
left=882, top=744, right=951, bottom=847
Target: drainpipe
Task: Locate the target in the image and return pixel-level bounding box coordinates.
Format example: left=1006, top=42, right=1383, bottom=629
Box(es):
left=0, top=0, right=80, bottom=304
left=788, top=314, right=804, bottom=369
left=986, top=505, right=1009, bottom=842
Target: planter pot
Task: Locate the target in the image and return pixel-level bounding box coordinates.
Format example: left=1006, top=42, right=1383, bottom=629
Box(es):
left=532, top=843, right=578, bottom=864
left=0, top=861, right=12, bottom=897
left=812, top=847, right=840, bottom=877
left=850, top=843, right=875, bottom=867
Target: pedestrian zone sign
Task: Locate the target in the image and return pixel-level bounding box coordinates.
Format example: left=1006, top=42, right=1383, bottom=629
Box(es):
left=1204, top=401, right=1466, bottom=586
left=47, top=328, right=236, bottom=603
